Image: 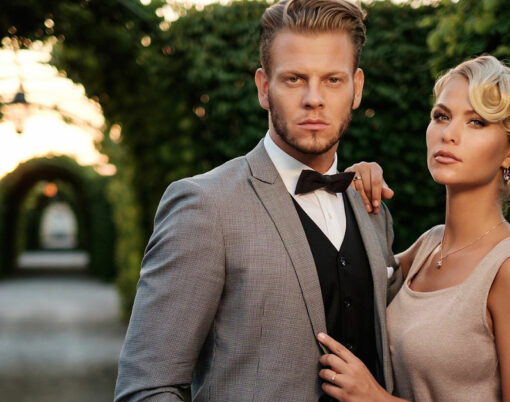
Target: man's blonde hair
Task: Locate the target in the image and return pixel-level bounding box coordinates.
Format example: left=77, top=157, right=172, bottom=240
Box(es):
left=434, top=55, right=510, bottom=198
left=259, top=0, right=366, bottom=75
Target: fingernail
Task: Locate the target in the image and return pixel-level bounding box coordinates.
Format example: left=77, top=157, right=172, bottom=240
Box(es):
left=365, top=204, right=372, bottom=212
left=318, top=332, right=326, bottom=340
left=373, top=200, right=380, bottom=207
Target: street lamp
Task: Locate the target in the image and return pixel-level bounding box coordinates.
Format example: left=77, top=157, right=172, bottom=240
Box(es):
left=3, top=85, right=30, bottom=134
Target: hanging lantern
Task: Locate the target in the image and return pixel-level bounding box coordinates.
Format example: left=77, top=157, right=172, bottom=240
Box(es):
left=4, top=86, right=30, bottom=134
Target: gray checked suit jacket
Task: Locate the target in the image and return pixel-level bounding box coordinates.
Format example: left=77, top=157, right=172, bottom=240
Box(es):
left=115, top=140, right=402, bottom=402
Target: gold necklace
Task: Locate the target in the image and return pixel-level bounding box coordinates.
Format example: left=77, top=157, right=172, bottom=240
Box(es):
left=436, top=220, right=506, bottom=269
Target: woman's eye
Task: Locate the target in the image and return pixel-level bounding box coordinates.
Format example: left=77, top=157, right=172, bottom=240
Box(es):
left=470, top=119, right=486, bottom=127
left=432, top=112, right=448, bottom=121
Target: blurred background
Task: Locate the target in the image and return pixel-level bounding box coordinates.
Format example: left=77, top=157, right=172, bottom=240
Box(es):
left=0, top=0, right=509, bottom=400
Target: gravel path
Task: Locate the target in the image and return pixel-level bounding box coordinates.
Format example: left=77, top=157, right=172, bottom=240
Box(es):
left=0, top=276, right=127, bottom=402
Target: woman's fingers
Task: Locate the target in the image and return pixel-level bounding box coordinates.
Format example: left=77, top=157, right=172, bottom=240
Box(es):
left=382, top=180, right=394, bottom=200
left=345, top=162, right=390, bottom=213
left=319, top=368, right=342, bottom=385
left=346, top=168, right=372, bottom=212
left=318, top=333, right=392, bottom=402
left=319, top=353, right=349, bottom=374
left=319, top=369, right=348, bottom=401
left=317, top=332, right=356, bottom=363
left=322, top=381, right=347, bottom=401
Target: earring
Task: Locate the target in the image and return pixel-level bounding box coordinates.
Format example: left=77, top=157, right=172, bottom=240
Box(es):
left=504, top=167, right=510, bottom=182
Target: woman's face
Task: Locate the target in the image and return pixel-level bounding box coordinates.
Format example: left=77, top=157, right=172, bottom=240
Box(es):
left=426, top=76, right=510, bottom=191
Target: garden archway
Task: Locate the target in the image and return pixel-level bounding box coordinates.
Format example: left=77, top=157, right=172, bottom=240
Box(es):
left=0, top=156, right=116, bottom=279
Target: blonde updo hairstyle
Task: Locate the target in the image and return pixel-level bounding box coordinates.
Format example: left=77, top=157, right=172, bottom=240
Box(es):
left=433, top=55, right=510, bottom=199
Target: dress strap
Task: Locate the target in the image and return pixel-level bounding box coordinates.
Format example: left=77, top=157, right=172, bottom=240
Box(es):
left=406, top=225, right=444, bottom=280
left=464, top=236, right=510, bottom=289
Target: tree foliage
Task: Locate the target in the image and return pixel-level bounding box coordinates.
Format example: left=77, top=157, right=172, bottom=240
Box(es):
left=346, top=1, right=442, bottom=248
left=427, top=0, right=510, bottom=74
left=2, top=0, right=448, bottom=316
left=426, top=0, right=510, bottom=216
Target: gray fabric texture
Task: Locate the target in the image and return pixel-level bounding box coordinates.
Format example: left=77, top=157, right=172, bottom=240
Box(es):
left=114, top=140, right=401, bottom=402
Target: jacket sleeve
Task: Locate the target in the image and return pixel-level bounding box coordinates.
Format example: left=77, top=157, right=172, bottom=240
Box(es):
left=114, top=179, right=225, bottom=401
left=378, top=202, right=403, bottom=304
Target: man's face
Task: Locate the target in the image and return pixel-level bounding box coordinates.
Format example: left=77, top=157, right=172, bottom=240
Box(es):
left=255, top=30, right=364, bottom=170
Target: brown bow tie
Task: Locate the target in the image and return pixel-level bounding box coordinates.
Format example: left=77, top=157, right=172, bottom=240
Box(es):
left=294, top=170, right=354, bottom=195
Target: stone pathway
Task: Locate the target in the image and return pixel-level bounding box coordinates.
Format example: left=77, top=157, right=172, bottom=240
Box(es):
left=0, top=276, right=127, bottom=402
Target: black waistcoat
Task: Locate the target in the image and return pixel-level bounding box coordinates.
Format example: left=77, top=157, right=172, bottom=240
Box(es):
left=292, top=195, right=381, bottom=387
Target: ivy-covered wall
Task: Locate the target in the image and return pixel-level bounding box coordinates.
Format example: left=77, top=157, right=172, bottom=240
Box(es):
left=2, top=0, right=509, bottom=317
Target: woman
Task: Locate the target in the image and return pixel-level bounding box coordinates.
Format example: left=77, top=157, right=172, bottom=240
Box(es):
left=318, top=55, right=510, bottom=401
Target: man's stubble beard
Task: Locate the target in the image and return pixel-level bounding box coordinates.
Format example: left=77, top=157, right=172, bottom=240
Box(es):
left=268, top=92, right=353, bottom=155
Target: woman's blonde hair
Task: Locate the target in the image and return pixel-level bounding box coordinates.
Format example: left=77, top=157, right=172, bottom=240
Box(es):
left=434, top=55, right=510, bottom=199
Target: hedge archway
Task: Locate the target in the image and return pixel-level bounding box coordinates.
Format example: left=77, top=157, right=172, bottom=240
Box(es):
left=0, top=156, right=116, bottom=279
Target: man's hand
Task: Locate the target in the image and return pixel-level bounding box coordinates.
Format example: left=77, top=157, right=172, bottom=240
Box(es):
left=345, top=162, right=394, bottom=214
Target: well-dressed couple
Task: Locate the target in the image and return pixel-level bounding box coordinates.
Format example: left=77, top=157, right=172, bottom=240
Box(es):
left=115, top=0, right=510, bottom=401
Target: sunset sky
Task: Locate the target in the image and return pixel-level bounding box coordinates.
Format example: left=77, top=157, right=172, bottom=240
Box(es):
left=0, top=41, right=111, bottom=179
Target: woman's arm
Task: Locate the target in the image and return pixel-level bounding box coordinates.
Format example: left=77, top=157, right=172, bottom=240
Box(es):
left=395, top=230, right=430, bottom=279
left=317, top=333, right=408, bottom=402
left=488, top=258, right=510, bottom=402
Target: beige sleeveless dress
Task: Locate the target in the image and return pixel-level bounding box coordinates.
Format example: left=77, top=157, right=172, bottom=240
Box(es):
left=387, top=225, right=510, bottom=402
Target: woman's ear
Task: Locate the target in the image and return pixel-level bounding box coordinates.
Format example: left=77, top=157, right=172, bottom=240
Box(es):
left=502, top=143, right=510, bottom=170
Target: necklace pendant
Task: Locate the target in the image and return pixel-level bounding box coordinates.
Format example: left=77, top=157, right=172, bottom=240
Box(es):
left=436, top=260, right=443, bottom=269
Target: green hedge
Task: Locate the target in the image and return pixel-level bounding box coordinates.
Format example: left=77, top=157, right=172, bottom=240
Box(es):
left=427, top=0, right=510, bottom=218
left=1, top=0, right=442, bottom=316
left=8, top=0, right=506, bottom=317
left=0, top=156, right=116, bottom=280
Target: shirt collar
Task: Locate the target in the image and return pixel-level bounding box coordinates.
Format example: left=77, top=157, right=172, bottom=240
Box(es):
left=263, top=131, right=338, bottom=195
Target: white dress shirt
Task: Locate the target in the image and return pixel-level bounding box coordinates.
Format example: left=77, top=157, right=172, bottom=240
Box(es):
left=264, top=133, right=347, bottom=250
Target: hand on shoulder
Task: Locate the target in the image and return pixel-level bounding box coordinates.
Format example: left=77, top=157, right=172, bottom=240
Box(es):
left=344, top=162, right=394, bottom=214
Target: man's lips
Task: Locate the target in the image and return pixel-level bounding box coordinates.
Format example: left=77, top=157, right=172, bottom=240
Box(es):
left=298, top=120, right=329, bottom=130
left=433, top=150, right=462, bottom=164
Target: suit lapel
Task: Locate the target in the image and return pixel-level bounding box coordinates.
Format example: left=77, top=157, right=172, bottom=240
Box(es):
left=246, top=141, right=327, bottom=349
left=345, top=188, right=387, bottom=321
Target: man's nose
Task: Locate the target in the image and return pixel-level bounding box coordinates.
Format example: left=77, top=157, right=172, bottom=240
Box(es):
left=303, top=82, right=324, bottom=109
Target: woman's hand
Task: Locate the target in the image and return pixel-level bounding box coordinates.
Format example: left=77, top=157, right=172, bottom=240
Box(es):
left=345, top=162, right=394, bottom=214
left=317, top=332, right=399, bottom=402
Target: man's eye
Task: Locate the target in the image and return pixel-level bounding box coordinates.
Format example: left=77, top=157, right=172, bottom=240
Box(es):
left=287, top=76, right=299, bottom=83
left=329, top=77, right=340, bottom=84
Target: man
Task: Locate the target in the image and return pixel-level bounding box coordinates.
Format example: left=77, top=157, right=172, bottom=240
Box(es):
left=115, top=0, right=401, bottom=401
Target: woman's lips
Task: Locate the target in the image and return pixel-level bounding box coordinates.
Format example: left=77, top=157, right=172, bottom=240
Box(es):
left=434, top=150, right=462, bottom=164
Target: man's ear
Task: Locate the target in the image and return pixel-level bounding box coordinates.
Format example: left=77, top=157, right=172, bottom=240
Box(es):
left=352, top=68, right=364, bottom=110
left=255, top=68, right=270, bottom=110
